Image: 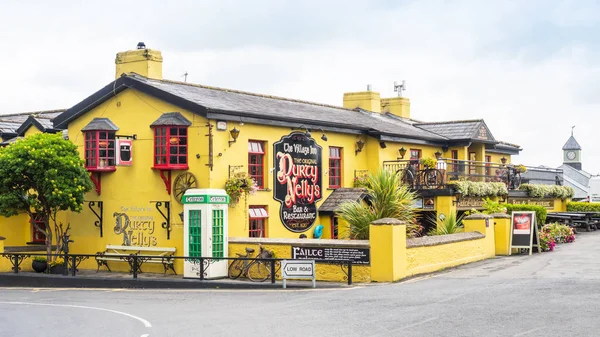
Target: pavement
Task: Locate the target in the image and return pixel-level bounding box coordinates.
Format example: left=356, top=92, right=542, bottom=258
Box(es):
left=1, top=232, right=599, bottom=337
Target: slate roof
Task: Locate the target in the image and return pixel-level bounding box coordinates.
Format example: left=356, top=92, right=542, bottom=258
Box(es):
left=414, top=120, right=496, bottom=142
left=562, top=136, right=582, bottom=150
left=81, top=118, right=119, bottom=131
left=319, top=188, right=367, bottom=213
left=150, top=112, right=192, bottom=126
left=0, top=109, right=65, bottom=136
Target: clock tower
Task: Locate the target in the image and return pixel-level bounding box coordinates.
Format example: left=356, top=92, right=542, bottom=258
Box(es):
left=562, top=130, right=582, bottom=170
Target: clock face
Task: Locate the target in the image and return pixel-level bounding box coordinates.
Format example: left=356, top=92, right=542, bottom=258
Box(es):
left=566, top=151, right=576, bottom=160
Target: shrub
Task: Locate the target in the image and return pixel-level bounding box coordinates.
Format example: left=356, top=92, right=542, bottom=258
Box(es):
left=519, top=184, right=575, bottom=199
left=427, top=212, right=464, bottom=236
left=504, top=204, right=547, bottom=225
left=420, top=158, right=437, bottom=169
left=32, top=256, right=47, bottom=263
left=449, top=181, right=508, bottom=198
left=542, top=223, right=575, bottom=244
left=567, top=202, right=600, bottom=212
left=539, top=231, right=556, bottom=252
left=481, top=197, right=507, bottom=214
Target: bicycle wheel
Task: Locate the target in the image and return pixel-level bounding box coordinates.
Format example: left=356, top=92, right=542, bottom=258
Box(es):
left=423, top=169, right=443, bottom=188
left=512, top=174, right=522, bottom=190
left=247, top=261, right=271, bottom=282
left=400, top=169, right=415, bottom=187
left=228, top=259, right=244, bottom=279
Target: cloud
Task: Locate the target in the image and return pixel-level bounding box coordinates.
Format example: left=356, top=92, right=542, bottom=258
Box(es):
left=0, top=0, right=599, bottom=171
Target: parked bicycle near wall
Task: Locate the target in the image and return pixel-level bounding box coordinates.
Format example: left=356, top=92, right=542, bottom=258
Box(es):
left=398, top=159, right=444, bottom=189
left=228, top=244, right=277, bottom=282
left=495, top=164, right=522, bottom=190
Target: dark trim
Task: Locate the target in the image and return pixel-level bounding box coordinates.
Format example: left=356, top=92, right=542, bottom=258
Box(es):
left=379, top=135, right=444, bottom=146
left=486, top=148, right=521, bottom=155
left=416, top=188, right=456, bottom=197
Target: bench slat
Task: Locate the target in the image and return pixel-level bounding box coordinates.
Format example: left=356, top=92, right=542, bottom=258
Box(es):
left=105, top=245, right=176, bottom=252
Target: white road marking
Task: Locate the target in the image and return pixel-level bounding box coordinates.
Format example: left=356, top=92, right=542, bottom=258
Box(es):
left=0, top=301, right=152, bottom=328
left=513, top=327, right=542, bottom=336
left=140, top=334, right=149, bottom=337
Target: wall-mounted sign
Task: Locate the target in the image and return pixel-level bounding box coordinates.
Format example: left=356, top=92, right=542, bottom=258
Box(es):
left=291, top=246, right=370, bottom=265
left=507, top=198, right=554, bottom=210
left=116, top=139, right=132, bottom=166
left=424, top=198, right=435, bottom=210
left=274, top=132, right=322, bottom=233
left=457, top=197, right=485, bottom=210
left=113, top=206, right=157, bottom=247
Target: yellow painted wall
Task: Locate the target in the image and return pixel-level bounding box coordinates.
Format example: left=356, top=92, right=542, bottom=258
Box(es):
left=493, top=215, right=511, bottom=255
left=229, top=239, right=370, bottom=283
left=23, top=125, right=42, bottom=138
left=0, top=214, right=30, bottom=246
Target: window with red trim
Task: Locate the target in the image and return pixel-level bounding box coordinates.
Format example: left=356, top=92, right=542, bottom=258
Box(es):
left=331, top=216, right=339, bottom=239
left=84, top=131, right=116, bottom=171
left=249, top=206, right=268, bottom=238
left=410, top=149, right=422, bottom=160
left=248, top=141, right=265, bottom=188
left=31, top=214, right=46, bottom=243
left=153, top=126, right=188, bottom=169
left=485, top=155, right=491, bottom=177
left=329, top=147, right=342, bottom=188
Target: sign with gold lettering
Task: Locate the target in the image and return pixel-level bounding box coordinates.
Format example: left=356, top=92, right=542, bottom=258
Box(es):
left=274, top=132, right=322, bottom=233
left=457, top=197, right=485, bottom=210
left=113, top=206, right=158, bottom=247
left=507, top=198, right=554, bottom=210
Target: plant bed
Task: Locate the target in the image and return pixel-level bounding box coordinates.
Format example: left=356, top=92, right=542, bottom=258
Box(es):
left=49, top=264, right=67, bottom=275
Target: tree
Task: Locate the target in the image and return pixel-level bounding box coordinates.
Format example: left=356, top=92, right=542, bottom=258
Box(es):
left=336, top=170, right=418, bottom=240
left=0, top=133, right=92, bottom=260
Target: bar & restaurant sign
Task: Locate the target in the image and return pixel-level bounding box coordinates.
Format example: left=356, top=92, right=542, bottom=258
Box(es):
left=274, top=132, right=323, bottom=233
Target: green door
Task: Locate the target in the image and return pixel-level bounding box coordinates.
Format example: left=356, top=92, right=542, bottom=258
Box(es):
left=189, top=210, right=202, bottom=257
left=212, top=209, right=224, bottom=258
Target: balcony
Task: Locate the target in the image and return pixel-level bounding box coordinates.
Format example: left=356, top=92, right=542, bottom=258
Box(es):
left=381, top=159, right=564, bottom=190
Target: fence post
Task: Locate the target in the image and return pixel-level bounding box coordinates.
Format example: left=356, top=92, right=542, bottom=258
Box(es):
left=13, top=254, right=18, bottom=274
left=71, top=256, right=77, bottom=276
left=199, top=257, right=205, bottom=280
left=132, top=255, right=138, bottom=279
left=270, top=259, right=276, bottom=284
left=63, top=251, right=69, bottom=276
left=347, top=261, right=352, bottom=286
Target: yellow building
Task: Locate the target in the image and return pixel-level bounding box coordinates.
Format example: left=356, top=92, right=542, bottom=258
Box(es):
left=0, top=44, right=529, bottom=257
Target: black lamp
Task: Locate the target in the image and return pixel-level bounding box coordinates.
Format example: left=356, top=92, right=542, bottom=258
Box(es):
left=442, top=145, right=449, bottom=153
left=398, top=147, right=407, bottom=159
left=229, top=127, right=240, bottom=147
left=137, top=42, right=146, bottom=49
left=318, top=128, right=327, bottom=141
left=501, top=157, right=507, bottom=164
left=379, top=141, right=387, bottom=149
left=434, top=151, right=442, bottom=159
left=355, top=139, right=365, bottom=155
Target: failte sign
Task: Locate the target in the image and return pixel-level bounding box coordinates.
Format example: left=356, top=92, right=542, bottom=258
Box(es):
left=273, top=132, right=323, bottom=233
left=182, top=195, right=230, bottom=204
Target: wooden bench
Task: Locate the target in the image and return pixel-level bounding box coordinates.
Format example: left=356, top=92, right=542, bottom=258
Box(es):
left=95, top=245, right=177, bottom=275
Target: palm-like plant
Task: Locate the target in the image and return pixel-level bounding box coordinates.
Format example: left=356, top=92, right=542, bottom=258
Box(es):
left=336, top=170, right=418, bottom=240
left=427, top=212, right=464, bottom=236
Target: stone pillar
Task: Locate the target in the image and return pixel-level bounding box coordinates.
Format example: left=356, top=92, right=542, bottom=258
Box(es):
left=491, top=213, right=511, bottom=256
left=463, top=213, right=495, bottom=258
left=369, top=218, right=406, bottom=282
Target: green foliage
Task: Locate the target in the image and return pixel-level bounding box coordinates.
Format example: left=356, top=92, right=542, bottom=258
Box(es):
left=336, top=170, right=418, bottom=240
left=514, top=164, right=527, bottom=173
left=481, top=197, right=507, bottom=214
left=420, top=157, right=437, bottom=169
left=427, top=212, right=464, bottom=236
left=542, top=223, right=576, bottom=244
left=353, top=173, right=370, bottom=188
left=567, top=202, right=600, bottom=212
left=32, top=256, right=47, bottom=262
left=224, top=172, right=258, bottom=206
left=504, top=204, right=547, bottom=225
left=519, top=184, right=575, bottom=199
left=48, top=257, right=65, bottom=267
left=448, top=181, right=508, bottom=198
left=0, top=134, right=92, bottom=257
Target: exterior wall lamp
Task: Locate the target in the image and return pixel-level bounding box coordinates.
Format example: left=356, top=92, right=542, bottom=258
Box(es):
left=442, top=145, right=449, bottom=153
left=398, top=147, right=407, bottom=159
left=434, top=151, right=442, bottom=159
left=501, top=156, right=507, bottom=164
left=228, top=127, right=240, bottom=147
left=355, top=139, right=365, bottom=155
left=318, top=128, right=327, bottom=141
left=379, top=141, right=387, bottom=149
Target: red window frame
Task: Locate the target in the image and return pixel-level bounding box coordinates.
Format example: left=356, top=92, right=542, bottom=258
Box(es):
left=153, top=126, right=189, bottom=170
left=331, top=216, right=339, bottom=239
left=485, top=155, right=492, bottom=177
left=84, top=131, right=116, bottom=171
left=451, top=150, right=459, bottom=172
left=249, top=206, right=268, bottom=238
left=329, top=147, right=342, bottom=188
left=248, top=141, right=265, bottom=189
left=31, top=214, right=46, bottom=243
left=410, top=149, right=422, bottom=160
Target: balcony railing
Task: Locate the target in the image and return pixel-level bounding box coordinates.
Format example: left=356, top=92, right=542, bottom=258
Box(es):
left=382, top=159, right=564, bottom=190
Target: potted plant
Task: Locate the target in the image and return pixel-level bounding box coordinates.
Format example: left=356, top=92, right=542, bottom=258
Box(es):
left=224, top=172, right=258, bottom=206
left=48, top=257, right=66, bottom=275
left=515, top=164, right=527, bottom=174
left=31, top=256, right=47, bottom=273
left=420, top=157, right=437, bottom=169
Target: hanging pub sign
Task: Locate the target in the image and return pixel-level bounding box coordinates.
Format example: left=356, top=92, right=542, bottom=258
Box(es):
left=116, top=139, right=133, bottom=166
left=273, top=132, right=323, bottom=233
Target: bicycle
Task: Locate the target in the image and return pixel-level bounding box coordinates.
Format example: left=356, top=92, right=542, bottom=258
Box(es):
left=228, top=244, right=277, bottom=282
left=398, top=161, right=443, bottom=189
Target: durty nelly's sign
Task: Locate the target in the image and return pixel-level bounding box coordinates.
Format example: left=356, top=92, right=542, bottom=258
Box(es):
left=182, top=195, right=230, bottom=204
left=273, top=132, right=323, bottom=233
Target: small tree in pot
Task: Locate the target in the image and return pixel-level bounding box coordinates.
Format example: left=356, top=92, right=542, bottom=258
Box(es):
left=0, top=134, right=92, bottom=263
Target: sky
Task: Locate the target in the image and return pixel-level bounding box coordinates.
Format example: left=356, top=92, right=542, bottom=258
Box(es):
left=1, top=0, right=599, bottom=172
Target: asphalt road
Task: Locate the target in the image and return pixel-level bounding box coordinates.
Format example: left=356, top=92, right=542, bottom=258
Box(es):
left=2, top=232, right=599, bottom=337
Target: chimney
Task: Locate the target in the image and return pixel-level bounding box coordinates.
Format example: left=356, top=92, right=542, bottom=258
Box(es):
left=381, top=96, right=410, bottom=119
left=115, top=42, right=163, bottom=80
left=343, top=85, right=381, bottom=113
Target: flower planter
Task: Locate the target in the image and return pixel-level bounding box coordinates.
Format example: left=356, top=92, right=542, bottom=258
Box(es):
left=32, top=260, right=47, bottom=273
left=49, top=264, right=67, bottom=275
